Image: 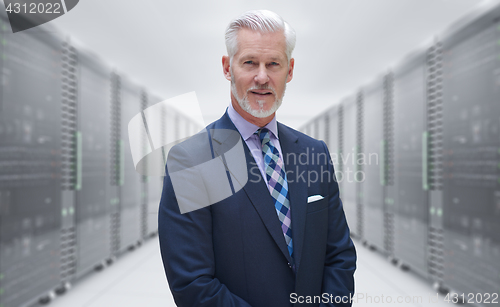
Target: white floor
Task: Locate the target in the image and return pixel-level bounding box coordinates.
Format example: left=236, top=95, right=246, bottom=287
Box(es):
left=46, top=238, right=456, bottom=307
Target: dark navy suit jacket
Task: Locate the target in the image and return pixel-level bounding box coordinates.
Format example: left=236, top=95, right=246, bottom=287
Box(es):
left=159, top=111, right=356, bottom=306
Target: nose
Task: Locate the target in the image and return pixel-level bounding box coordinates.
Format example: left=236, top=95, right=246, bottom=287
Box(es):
left=254, top=64, right=269, bottom=84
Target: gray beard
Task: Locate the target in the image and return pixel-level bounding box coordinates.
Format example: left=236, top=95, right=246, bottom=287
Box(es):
left=230, top=75, right=286, bottom=119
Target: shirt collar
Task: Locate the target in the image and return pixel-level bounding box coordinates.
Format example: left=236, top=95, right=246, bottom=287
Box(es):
left=227, top=102, right=279, bottom=141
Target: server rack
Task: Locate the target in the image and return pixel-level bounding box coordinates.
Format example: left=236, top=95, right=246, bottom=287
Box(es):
left=109, top=72, right=122, bottom=258
left=323, top=109, right=331, bottom=150
left=332, top=105, right=343, bottom=195
left=338, top=94, right=362, bottom=238
left=165, top=105, right=177, bottom=148
left=360, top=76, right=386, bottom=250
left=143, top=95, right=166, bottom=238
left=314, top=119, right=320, bottom=140
left=426, top=39, right=447, bottom=290
left=140, top=91, right=149, bottom=241
left=139, top=92, right=164, bottom=240
left=325, top=106, right=339, bottom=170
left=392, top=49, right=430, bottom=278
left=0, top=12, right=203, bottom=307
left=300, top=2, right=500, bottom=303
left=59, top=40, right=78, bottom=293
left=0, top=18, right=63, bottom=307
left=323, top=105, right=345, bottom=211
left=316, top=114, right=326, bottom=142
left=74, top=47, right=113, bottom=278
left=382, top=72, right=396, bottom=256
left=440, top=6, right=500, bottom=301
left=118, top=76, right=143, bottom=252
left=325, top=108, right=333, bottom=151
left=174, top=113, right=182, bottom=142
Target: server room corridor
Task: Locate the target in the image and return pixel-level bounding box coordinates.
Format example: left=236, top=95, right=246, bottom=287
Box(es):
left=2, top=1, right=500, bottom=307
left=46, top=238, right=453, bottom=307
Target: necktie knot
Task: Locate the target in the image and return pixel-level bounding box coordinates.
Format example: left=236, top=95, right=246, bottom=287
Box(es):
left=257, top=128, right=271, bottom=147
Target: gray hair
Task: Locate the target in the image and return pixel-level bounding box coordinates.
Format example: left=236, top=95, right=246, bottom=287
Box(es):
left=225, top=10, right=296, bottom=63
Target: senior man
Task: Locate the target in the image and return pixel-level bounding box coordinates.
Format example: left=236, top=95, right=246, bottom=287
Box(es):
left=159, top=10, right=356, bottom=307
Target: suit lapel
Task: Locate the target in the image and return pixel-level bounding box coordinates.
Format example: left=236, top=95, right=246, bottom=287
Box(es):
left=278, top=123, right=308, bottom=271
left=211, top=112, right=293, bottom=264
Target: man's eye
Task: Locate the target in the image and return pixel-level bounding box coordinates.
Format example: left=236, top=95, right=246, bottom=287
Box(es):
left=244, top=61, right=254, bottom=65
left=269, top=62, right=279, bottom=66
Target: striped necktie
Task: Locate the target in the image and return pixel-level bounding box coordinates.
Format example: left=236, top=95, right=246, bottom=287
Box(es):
left=258, top=128, right=293, bottom=259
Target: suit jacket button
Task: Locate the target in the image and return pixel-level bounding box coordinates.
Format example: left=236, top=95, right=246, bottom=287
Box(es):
left=288, top=263, right=292, bottom=268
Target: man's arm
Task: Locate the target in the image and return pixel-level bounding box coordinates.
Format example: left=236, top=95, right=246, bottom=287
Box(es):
left=319, top=141, right=357, bottom=307
left=158, top=144, right=252, bottom=307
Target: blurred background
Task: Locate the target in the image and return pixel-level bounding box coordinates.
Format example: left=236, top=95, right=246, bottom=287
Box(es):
left=1, top=0, right=499, bottom=306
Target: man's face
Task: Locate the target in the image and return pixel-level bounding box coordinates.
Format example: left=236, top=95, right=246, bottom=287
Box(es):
left=223, top=28, right=294, bottom=118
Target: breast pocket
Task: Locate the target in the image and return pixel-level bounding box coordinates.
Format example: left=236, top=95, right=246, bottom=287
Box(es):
left=306, top=197, right=328, bottom=213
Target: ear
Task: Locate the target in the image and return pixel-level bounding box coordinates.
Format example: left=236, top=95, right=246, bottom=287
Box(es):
left=286, top=58, right=295, bottom=83
left=222, top=56, right=231, bottom=81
